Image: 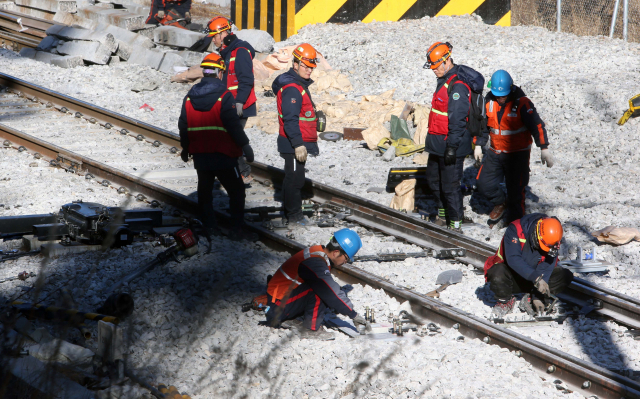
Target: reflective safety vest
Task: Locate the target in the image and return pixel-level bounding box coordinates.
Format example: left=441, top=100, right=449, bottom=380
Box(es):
left=277, top=83, right=318, bottom=143
left=483, top=219, right=526, bottom=282
left=267, top=245, right=329, bottom=301
left=185, top=92, right=243, bottom=157
left=427, top=73, right=470, bottom=137
left=226, top=47, right=257, bottom=109
left=486, top=97, right=533, bottom=153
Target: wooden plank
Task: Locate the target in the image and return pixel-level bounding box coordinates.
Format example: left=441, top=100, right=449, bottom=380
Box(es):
left=343, top=127, right=365, bottom=141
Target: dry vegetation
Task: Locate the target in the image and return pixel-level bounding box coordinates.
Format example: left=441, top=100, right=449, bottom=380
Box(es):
left=512, top=0, right=640, bottom=42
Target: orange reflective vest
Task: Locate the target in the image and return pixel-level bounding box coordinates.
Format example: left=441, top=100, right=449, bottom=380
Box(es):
left=185, top=91, right=243, bottom=157
left=486, top=97, right=533, bottom=154
left=267, top=245, right=329, bottom=301
left=227, top=47, right=257, bottom=109
left=277, top=83, right=318, bottom=142
left=483, top=220, right=526, bottom=282
left=427, top=73, right=470, bottom=137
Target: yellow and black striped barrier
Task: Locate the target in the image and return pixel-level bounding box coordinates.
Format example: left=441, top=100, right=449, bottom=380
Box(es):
left=231, top=0, right=511, bottom=42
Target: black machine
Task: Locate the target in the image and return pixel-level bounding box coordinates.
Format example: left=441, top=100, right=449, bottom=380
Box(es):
left=0, top=201, right=165, bottom=247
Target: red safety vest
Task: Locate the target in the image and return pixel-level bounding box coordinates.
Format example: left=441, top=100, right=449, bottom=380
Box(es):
left=427, top=74, right=470, bottom=137
left=277, top=83, right=318, bottom=143
left=226, top=47, right=257, bottom=109
left=483, top=220, right=526, bottom=282
left=185, top=92, right=243, bottom=157
left=267, top=245, right=329, bottom=301
left=486, top=97, right=533, bottom=154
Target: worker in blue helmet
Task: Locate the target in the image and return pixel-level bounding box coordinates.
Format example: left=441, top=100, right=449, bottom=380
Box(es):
left=265, top=228, right=366, bottom=340
left=476, top=70, right=553, bottom=226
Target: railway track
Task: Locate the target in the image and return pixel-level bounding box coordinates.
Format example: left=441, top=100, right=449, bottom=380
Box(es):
left=0, top=10, right=53, bottom=51
left=1, top=73, right=640, bottom=398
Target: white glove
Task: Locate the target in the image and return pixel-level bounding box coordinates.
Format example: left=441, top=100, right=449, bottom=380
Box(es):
left=294, top=146, right=307, bottom=163
left=541, top=149, right=554, bottom=168
left=236, top=103, right=244, bottom=118
left=474, top=146, right=483, bottom=162
left=156, top=10, right=165, bottom=18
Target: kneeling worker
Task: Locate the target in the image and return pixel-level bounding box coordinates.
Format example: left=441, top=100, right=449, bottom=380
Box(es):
left=178, top=53, right=255, bottom=242
left=266, top=229, right=368, bottom=339
left=484, top=214, right=573, bottom=318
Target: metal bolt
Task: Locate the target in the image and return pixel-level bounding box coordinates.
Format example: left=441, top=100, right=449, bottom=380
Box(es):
left=89, top=118, right=97, bottom=124
left=75, top=112, right=82, bottom=118
left=17, top=146, right=26, bottom=152
left=547, top=365, right=556, bottom=373
left=3, top=140, right=10, bottom=146
left=60, top=107, right=68, bottom=113
left=136, top=194, right=146, bottom=201
left=515, top=350, right=522, bottom=357
left=117, top=187, right=127, bottom=194
left=120, top=129, right=129, bottom=135
left=49, top=160, right=57, bottom=167
left=153, top=140, right=161, bottom=147
left=104, top=123, right=113, bottom=129
left=370, top=309, right=375, bottom=323
left=46, top=102, right=53, bottom=108
left=582, top=380, right=591, bottom=389
left=456, top=336, right=464, bottom=342
left=136, top=134, right=144, bottom=141
left=33, top=153, right=41, bottom=159
left=85, top=173, right=94, bottom=180
left=170, top=147, right=178, bottom=154
left=452, top=323, right=460, bottom=330
left=101, top=180, right=110, bottom=187
left=365, top=306, right=370, bottom=322
left=483, top=336, right=491, bottom=344
left=150, top=200, right=160, bottom=208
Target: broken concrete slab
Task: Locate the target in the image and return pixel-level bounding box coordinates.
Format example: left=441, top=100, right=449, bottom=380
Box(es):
left=121, top=2, right=149, bottom=15
left=35, top=35, right=59, bottom=51
left=131, top=24, right=155, bottom=40
left=157, top=51, right=186, bottom=74
left=15, top=0, right=76, bottom=13
left=19, top=47, right=36, bottom=59
left=127, top=46, right=164, bottom=69
left=109, top=55, right=119, bottom=64
left=20, top=48, right=84, bottom=67
left=153, top=25, right=202, bottom=48
left=95, top=1, right=114, bottom=7
left=174, top=50, right=202, bottom=67
left=115, top=39, right=131, bottom=60
left=30, top=338, right=95, bottom=366
left=57, top=40, right=112, bottom=64
left=95, top=22, right=153, bottom=48
left=53, top=10, right=98, bottom=29
left=46, top=25, right=118, bottom=53
left=77, top=6, right=145, bottom=30
left=235, top=29, right=275, bottom=53
left=10, top=5, right=56, bottom=20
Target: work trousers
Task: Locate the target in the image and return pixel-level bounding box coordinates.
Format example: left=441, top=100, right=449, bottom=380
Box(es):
left=425, top=155, right=464, bottom=222
left=486, top=263, right=574, bottom=301
left=477, top=149, right=530, bottom=224
left=281, top=153, right=305, bottom=222
left=237, top=118, right=251, bottom=178
left=196, top=167, right=245, bottom=231
left=266, top=284, right=327, bottom=331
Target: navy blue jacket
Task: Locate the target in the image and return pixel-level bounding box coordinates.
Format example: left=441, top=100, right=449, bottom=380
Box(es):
left=178, top=77, right=249, bottom=170
left=272, top=68, right=320, bottom=155
left=504, top=213, right=558, bottom=283
left=426, top=64, right=485, bottom=157
left=298, top=253, right=357, bottom=318
left=220, top=35, right=257, bottom=118
left=485, top=85, right=549, bottom=150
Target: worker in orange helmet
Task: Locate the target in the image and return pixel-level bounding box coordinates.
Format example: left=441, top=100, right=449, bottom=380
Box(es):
left=145, top=0, right=191, bottom=26
left=483, top=214, right=573, bottom=320
left=423, top=42, right=487, bottom=233
left=271, top=43, right=322, bottom=228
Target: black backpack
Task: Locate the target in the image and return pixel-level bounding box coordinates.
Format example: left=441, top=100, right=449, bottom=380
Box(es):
left=447, top=65, right=486, bottom=137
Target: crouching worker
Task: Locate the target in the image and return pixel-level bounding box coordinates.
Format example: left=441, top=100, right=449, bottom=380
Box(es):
left=484, top=214, right=573, bottom=319
left=266, top=229, right=368, bottom=340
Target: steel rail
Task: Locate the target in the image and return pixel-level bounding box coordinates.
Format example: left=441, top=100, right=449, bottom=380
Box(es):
left=1, top=124, right=639, bottom=398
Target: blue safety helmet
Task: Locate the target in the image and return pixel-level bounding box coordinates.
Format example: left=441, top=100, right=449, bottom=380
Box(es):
left=489, top=70, right=513, bottom=96
left=332, top=228, right=362, bottom=262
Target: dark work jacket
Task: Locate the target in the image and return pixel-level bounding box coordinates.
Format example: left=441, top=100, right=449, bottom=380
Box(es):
left=220, top=35, right=257, bottom=118
left=272, top=68, right=320, bottom=155
left=298, top=254, right=357, bottom=318
left=178, top=77, right=249, bottom=170
left=425, top=64, right=476, bottom=157
left=485, top=85, right=549, bottom=150
left=504, top=213, right=557, bottom=283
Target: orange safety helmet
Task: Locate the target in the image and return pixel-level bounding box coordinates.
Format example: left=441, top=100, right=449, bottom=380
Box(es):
left=292, top=43, right=318, bottom=68
left=536, top=217, right=563, bottom=253
left=208, top=16, right=231, bottom=36
left=424, top=42, right=452, bottom=70
left=200, top=53, right=225, bottom=71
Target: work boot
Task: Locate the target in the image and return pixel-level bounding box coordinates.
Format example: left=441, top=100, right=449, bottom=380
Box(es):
left=433, top=208, right=447, bottom=226
left=489, top=203, right=507, bottom=221
left=491, top=296, right=516, bottom=319
left=448, top=221, right=463, bottom=234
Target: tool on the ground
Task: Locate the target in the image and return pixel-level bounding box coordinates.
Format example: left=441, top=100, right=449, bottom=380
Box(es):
left=316, top=110, right=326, bottom=132
left=0, top=250, right=40, bottom=263
left=12, top=301, right=121, bottom=325
left=0, top=271, right=35, bottom=283
left=385, top=167, right=428, bottom=192
left=546, top=294, right=559, bottom=315
left=343, top=127, right=365, bottom=141
left=156, top=9, right=188, bottom=29
left=618, top=94, right=640, bottom=125
left=353, top=251, right=430, bottom=262
left=158, top=383, right=191, bottom=399
left=425, top=270, right=463, bottom=298
left=105, top=228, right=198, bottom=294
left=319, top=131, right=343, bottom=141
left=242, top=294, right=268, bottom=312
left=559, top=246, right=612, bottom=273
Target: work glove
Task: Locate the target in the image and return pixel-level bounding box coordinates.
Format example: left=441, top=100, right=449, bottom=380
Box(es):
left=184, top=11, right=191, bottom=23
left=352, top=314, right=367, bottom=326
left=532, top=299, right=545, bottom=314
left=541, top=148, right=554, bottom=168
left=180, top=149, right=189, bottom=163
left=236, top=103, right=244, bottom=118
left=294, top=145, right=307, bottom=163
left=474, top=145, right=483, bottom=162
left=156, top=10, right=165, bottom=19
left=444, top=145, right=456, bottom=166
left=242, top=144, right=254, bottom=163
left=534, top=276, right=551, bottom=297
